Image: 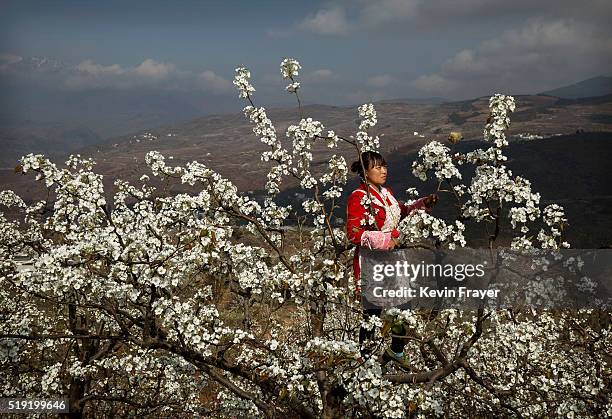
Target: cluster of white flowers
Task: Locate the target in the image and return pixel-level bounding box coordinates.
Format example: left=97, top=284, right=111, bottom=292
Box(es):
left=383, top=308, right=425, bottom=335
left=484, top=94, right=515, bottom=148
left=305, top=337, right=359, bottom=359
left=302, top=199, right=323, bottom=215
left=88, top=349, right=206, bottom=414
left=2, top=60, right=608, bottom=418
left=356, top=104, right=380, bottom=151
left=228, top=243, right=271, bottom=294
left=145, top=150, right=184, bottom=178
left=536, top=228, right=570, bottom=249
left=466, top=310, right=609, bottom=417
left=358, top=104, right=377, bottom=131
left=280, top=58, right=302, bottom=93
left=287, top=117, right=324, bottom=178
left=243, top=106, right=280, bottom=148
left=394, top=93, right=571, bottom=254
left=217, top=389, right=260, bottom=417
left=543, top=204, right=567, bottom=227
left=405, top=188, right=420, bottom=199
left=462, top=147, right=508, bottom=165
left=300, top=173, right=318, bottom=190
left=0, top=190, right=25, bottom=208
left=280, top=58, right=301, bottom=79
left=40, top=362, right=63, bottom=394
left=0, top=292, right=37, bottom=365
left=398, top=210, right=466, bottom=249
left=285, top=82, right=300, bottom=93
left=412, top=141, right=461, bottom=182
left=320, top=155, right=347, bottom=200
left=233, top=66, right=255, bottom=98
left=463, top=166, right=540, bottom=222
left=262, top=198, right=291, bottom=231
left=356, top=194, right=376, bottom=227
left=237, top=76, right=297, bottom=232
left=324, top=129, right=340, bottom=148
left=510, top=235, right=535, bottom=250
left=529, top=204, right=570, bottom=249
left=339, top=357, right=406, bottom=418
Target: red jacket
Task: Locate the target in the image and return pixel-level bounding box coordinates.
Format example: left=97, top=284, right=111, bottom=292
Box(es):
left=346, top=182, right=429, bottom=284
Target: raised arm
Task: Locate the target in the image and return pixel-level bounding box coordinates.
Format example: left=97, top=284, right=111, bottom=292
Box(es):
left=388, top=186, right=436, bottom=218
left=399, top=197, right=430, bottom=217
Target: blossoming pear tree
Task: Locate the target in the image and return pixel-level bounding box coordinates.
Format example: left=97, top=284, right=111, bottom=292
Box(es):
left=0, top=58, right=610, bottom=418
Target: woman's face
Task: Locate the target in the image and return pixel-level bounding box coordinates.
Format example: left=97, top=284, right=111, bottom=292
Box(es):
left=365, top=161, right=388, bottom=187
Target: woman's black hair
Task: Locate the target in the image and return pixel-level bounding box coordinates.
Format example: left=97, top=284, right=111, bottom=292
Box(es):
left=350, top=151, right=387, bottom=179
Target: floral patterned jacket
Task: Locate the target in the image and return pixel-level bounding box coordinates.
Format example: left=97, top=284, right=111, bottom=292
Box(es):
left=346, top=182, right=430, bottom=285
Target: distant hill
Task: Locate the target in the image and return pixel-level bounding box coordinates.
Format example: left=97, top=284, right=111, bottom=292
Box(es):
left=0, top=119, right=102, bottom=167
left=21, top=94, right=612, bottom=192
left=3, top=93, right=611, bottom=196
left=2, top=95, right=612, bottom=247
left=377, top=97, right=448, bottom=105
left=539, top=76, right=612, bottom=99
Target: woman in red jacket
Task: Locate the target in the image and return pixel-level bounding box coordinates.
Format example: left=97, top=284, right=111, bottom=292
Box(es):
left=346, top=150, right=436, bottom=366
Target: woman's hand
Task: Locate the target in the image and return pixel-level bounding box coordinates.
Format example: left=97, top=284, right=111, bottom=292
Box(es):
left=424, top=194, right=438, bottom=208
left=388, top=237, right=400, bottom=249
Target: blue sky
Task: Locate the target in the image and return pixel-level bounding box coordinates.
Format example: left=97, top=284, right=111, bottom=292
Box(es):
left=1, top=0, right=612, bottom=106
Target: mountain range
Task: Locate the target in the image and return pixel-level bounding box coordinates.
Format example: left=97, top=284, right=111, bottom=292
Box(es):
left=1, top=73, right=612, bottom=247
left=2, top=54, right=612, bottom=169
left=539, top=76, right=612, bottom=99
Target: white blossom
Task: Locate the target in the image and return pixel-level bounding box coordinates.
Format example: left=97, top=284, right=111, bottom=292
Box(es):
left=0, top=63, right=603, bottom=419
left=233, top=66, right=255, bottom=98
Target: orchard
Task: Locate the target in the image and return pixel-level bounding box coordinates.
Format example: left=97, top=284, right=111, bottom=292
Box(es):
left=1, top=59, right=609, bottom=418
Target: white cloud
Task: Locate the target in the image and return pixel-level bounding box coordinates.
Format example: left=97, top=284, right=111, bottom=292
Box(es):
left=196, top=70, right=233, bottom=94
left=366, top=74, right=396, bottom=87
left=411, top=74, right=457, bottom=94
left=308, top=69, right=335, bottom=82
left=1, top=55, right=235, bottom=95
left=66, top=58, right=180, bottom=89
left=133, top=59, right=177, bottom=79
left=0, top=53, right=23, bottom=70
left=71, top=58, right=179, bottom=86
left=411, top=19, right=612, bottom=97
left=298, top=7, right=351, bottom=36
left=360, top=0, right=421, bottom=27
left=294, top=1, right=612, bottom=36
left=358, top=0, right=612, bottom=29
left=312, top=69, right=333, bottom=78
left=76, top=59, right=124, bottom=76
